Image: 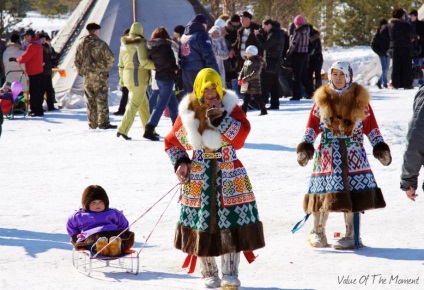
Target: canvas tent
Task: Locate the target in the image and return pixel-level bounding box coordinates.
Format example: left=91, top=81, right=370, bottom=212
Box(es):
left=51, top=0, right=213, bottom=100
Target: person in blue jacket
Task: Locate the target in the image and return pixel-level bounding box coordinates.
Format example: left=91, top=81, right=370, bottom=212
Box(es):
left=179, top=14, right=219, bottom=95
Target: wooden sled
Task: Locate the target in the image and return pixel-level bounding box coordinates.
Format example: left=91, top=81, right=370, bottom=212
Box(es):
left=72, top=247, right=139, bottom=276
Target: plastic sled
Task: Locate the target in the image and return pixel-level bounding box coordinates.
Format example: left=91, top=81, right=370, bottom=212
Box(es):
left=72, top=247, right=139, bottom=276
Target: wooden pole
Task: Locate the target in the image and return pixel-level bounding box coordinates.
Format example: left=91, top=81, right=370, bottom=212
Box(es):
left=133, top=0, right=137, bottom=22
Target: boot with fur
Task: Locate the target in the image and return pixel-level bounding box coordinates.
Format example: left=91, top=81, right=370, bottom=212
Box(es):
left=308, top=212, right=329, bottom=247
left=199, top=257, right=220, bottom=288
left=221, top=252, right=241, bottom=287
left=333, top=212, right=364, bottom=250
left=94, top=237, right=109, bottom=256
left=108, top=236, right=122, bottom=256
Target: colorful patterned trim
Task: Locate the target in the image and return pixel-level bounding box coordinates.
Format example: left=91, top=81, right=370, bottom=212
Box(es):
left=368, top=128, right=385, bottom=147
left=217, top=115, right=240, bottom=141
left=166, top=146, right=189, bottom=166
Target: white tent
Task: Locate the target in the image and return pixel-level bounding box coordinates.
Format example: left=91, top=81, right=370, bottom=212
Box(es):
left=51, top=0, right=213, bottom=99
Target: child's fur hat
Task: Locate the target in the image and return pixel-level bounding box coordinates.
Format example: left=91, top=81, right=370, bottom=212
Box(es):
left=81, top=185, right=109, bottom=210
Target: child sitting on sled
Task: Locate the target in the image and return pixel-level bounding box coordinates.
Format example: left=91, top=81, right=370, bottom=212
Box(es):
left=66, top=185, right=134, bottom=256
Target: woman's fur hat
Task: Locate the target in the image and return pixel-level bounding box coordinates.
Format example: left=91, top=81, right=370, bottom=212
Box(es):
left=81, top=185, right=109, bottom=210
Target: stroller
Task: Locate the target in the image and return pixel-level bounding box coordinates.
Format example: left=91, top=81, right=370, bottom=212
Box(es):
left=0, top=80, right=27, bottom=120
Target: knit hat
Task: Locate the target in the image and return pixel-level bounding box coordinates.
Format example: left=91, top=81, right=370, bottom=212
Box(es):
left=294, top=15, right=306, bottom=26
left=174, top=25, right=185, bottom=36
left=194, top=68, right=223, bottom=103
left=328, top=61, right=353, bottom=86
left=2, top=81, right=11, bottom=90
left=214, top=19, right=226, bottom=28
left=81, top=185, right=109, bottom=210
left=86, top=22, right=101, bottom=31
left=208, top=26, right=221, bottom=37
left=245, top=45, right=258, bottom=56
left=129, top=22, right=144, bottom=37
left=192, top=14, right=208, bottom=25
left=230, top=14, right=240, bottom=23
left=379, top=19, right=388, bottom=26
left=240, top=11, right=253, bottom=20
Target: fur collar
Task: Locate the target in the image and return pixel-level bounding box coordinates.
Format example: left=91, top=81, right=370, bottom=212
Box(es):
left=121, top=36, right=145, bottom=45
left=314, top=83, right=370, bottom=136
left=178, top=90, right=239, bottom=150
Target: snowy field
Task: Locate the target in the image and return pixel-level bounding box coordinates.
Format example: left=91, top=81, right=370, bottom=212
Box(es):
left=1, top=80, right=423, bottom=290
left=1, top=10, right=423, bottom=290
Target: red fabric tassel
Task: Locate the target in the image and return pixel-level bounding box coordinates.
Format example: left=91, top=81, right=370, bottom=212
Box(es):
left=182, top=254, right=197, bottom=274
left=243, top=251, right=257, bottom=264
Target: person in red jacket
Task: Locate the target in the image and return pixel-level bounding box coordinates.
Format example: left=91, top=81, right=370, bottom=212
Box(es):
left=11, top=29, right=44, bottom=117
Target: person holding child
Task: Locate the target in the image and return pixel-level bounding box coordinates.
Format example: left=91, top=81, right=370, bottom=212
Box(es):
left=66, top=185, right=134, bottom=256
left=295, top=61, right=391, bottom=250
left=164, top=68, right=265, bottom=288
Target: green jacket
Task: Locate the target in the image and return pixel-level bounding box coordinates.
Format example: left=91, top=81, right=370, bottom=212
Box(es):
left=74, top=34, right=114, bottom=77
left=118, top=34, right=155, bottom=87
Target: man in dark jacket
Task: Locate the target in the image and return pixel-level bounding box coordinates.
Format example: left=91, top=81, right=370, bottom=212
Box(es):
left=39, top=33, right=58, bottom=111
left=234, top=11, right=262, bottom=72
left=180, top=14, right=219, bottom=94
left=255, top=19, right=284, bottom=109
left=409, top=9, right=424, bottom=85
left=401, top=86, right=424, bottom=201
left=371, top=19, right=390, bottom=89
left=308, top=26, right=323, bottom=91
left=388, top=8, right=416, bottom=89
left=286, top=15, right=314, bottom=100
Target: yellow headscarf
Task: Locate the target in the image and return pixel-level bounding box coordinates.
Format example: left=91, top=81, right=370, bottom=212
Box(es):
left=193, top=68, right=223, bottom=104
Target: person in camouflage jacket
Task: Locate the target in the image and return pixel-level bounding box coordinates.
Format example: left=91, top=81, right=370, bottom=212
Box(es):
left=74, top=22, right=116, bottom=129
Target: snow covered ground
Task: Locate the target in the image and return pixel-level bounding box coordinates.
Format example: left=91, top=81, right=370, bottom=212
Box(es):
left=1, top=11, right=423, bottom=290
left=1, top=71, right=423, bottom=290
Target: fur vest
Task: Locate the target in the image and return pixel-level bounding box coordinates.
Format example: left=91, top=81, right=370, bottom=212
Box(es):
left=178, top=90, right=239, bottom=151
left=314, top=83, right=370, bottom=136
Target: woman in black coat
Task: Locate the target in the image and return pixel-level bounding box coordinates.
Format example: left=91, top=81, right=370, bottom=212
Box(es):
left=146, top=27, right=180, bottom=140
left=388, top=8, right=416, bottom=89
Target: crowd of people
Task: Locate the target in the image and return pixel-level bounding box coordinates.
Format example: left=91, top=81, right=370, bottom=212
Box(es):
left=1, top=29, right=59, bottom=117
left=371, top=8, right=424, bottom=89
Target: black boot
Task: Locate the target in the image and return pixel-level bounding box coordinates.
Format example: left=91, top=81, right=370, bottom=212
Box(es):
left=259, top=106, right=268, bottom=116
left=143, top=124, right=159, bottom=141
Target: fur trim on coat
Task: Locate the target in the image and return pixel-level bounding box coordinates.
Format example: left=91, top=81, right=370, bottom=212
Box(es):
left=178, top=89, right=239, bottom=150
left=314, top=83, right=370, bottom=136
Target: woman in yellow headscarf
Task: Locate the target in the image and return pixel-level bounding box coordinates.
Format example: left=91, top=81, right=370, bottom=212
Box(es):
left=164, top=68, right=265, bottom=289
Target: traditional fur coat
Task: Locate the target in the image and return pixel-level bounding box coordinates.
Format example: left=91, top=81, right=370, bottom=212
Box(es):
left=298, top=83, right=387, bottom=213
left=164, top=90, right=265, bottom=257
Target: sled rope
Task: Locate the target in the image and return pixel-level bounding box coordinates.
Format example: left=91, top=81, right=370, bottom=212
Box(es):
left=92, top=183, right=182, bottom=258
left=137, top=184, right=181, bottom=255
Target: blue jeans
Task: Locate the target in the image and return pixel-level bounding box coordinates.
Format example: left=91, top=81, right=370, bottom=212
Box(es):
left=148, top=79, right=179, bottom=127
left=231, top=79, right=241, bottom=98
left=413, top=57, right=424, bottom=85
left=378, top=55, right=390, bottom=87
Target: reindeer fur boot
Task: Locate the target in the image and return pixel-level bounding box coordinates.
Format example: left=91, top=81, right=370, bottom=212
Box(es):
left=221, top=252, right=241, bottom=288
left=333, top=212, right=363, bottom=250
left=308, top=212, right=329, bottom=247
left=94, top=237, right=109, bottom=256
left=199, top=257, right=220, bottom=288
left=108, top=236, right=122, bottom=256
